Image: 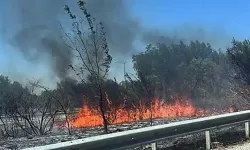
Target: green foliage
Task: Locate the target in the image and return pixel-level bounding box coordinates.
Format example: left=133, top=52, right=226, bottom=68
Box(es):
left=226, top=39, right=250, bottom=104
left=227, top=39, right=250, bottom=85
left=132, top=40, right=231, bottom=107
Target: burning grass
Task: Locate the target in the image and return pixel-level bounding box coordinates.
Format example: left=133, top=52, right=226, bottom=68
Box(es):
left=67, top=93, right=239, bottom=128
left=68, top=95, right=207, bottom=128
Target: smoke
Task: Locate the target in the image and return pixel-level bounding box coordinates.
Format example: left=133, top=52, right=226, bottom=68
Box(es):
left=85, top=0, right=141, bottom=56
left=11, top=25, right=72, bottom=79
left=2, top=0, right=72, bottom=80
left=141, top=26, right=232, bottom=50
left=0, top=0, right=232, bottom=85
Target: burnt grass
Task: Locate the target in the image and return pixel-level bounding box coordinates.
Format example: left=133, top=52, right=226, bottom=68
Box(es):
left=114, top=119, right=247, bottom=150
left=0, top=118, right=248, bottom=149
left=157, top=125, right=246, bottom=150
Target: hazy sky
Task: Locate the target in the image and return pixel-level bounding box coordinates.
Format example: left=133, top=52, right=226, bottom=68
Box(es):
left=0, top=0, right=249, bottom=87
left=131, top=0, right=250, bottom=39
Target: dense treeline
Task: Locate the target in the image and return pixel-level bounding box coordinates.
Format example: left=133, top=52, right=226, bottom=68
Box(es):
left=132, top=41, right=233, bottom=107
left=0, top=40, right=245, bottom=114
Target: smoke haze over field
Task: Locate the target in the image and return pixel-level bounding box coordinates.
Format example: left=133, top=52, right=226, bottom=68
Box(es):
left=0, top=0, right=239, bottom=87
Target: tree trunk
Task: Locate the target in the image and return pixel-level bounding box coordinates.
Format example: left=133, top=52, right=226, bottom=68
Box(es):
left=64, top=111, right=72, bottom=135
left=99, top=88, right=108, bottom=133
left=150, top=104, right=153, bottom=126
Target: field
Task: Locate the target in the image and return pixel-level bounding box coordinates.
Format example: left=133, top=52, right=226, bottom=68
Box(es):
left=0, top=115, right=246, bottom=150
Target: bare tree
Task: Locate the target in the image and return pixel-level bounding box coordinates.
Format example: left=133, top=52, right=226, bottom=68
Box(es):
left=0, top=80, right=58, bottom=137
left=35, top=84, right=73, bottom=135
left=62, top=0, right=112, bottom=133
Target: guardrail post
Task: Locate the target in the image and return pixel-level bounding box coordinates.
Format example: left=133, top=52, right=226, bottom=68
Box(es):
left=151, top=142, right=157, bottom=150
left=245, top=122, right=249, bottom=139
left=205, top=131, right=211, bottom=150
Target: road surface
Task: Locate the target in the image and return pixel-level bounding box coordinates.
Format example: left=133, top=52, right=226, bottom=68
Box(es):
left=223, top=142, right=250, bottom=150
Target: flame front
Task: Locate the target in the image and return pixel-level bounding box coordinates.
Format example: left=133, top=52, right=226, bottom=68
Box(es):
left=69, top=95, right=205, bottom=128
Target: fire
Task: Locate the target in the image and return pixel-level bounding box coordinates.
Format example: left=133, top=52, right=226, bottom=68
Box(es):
left=69, top=95, right=205, bottom=128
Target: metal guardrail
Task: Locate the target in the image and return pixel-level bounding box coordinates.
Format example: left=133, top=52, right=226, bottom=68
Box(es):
left=23, top=110, right=250, bottom=150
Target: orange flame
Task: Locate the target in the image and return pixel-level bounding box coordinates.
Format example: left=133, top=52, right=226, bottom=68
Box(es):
left=69, top=95, right=205, bottom=128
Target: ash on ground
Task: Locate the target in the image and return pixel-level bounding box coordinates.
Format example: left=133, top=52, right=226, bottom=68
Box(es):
left=0, top=117, right=246, bottom=150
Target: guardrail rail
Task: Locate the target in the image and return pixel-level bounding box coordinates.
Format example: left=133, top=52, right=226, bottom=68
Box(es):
left=23, top=110, right=250, bottom=150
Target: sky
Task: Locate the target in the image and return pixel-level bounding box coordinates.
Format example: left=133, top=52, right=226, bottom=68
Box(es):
left=0, top=0, right=250, bottom=87
left=131, top=0, right=250, bottom=39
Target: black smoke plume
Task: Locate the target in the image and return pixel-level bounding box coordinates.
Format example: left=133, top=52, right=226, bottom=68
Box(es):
left=0, top=0, right=232, bottom=84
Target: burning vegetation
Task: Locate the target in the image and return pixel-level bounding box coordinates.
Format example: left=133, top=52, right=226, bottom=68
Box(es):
left=2, top=2, right=250, bottom=150
left=68, top=94, right=240, bottom=128
left=69, top=97, right=203, bottom=128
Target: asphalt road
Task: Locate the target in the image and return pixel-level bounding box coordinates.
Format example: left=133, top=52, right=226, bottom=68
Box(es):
left=224, top=142, right=250, bottom=150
